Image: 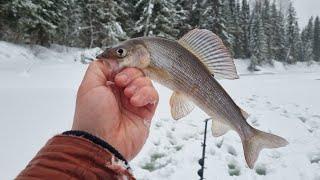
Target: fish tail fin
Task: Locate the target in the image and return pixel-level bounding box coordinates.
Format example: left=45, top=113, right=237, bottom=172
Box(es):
left=242, top=128, right=288, bottom=169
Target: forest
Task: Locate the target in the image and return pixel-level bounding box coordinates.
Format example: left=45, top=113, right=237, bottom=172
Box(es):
left=0, top=0, right=319, bottom=70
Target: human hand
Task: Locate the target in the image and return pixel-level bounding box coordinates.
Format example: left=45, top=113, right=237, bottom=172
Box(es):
left=72, top=60, right=159, bottom=161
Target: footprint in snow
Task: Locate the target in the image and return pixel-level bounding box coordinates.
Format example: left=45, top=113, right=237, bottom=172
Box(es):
left=247, top=98, right=255, bottom=102
left=209, top=147, right=216, bottom=155
left=308, top=152, right=320, bottom=164
left=270, top=106, right=281, bottom=110
left=153, top=139, right=161, bottom=146
left=141, top=152, right=168, bottom=172
left=227, top=145, right=237, bottom=156
left=267, top=150, right=281, bottom=159
left=265, top=101, right=272, bottom=106
left=155, top=121, right=162, bottom=128
left=227, top=161, right=241, bottom=176
left=174, top=145, right=183, bottom=151
left=298, top=116, right=307, bottom=123
left=215, top=138, right=224, bottom=148
left=255, top=164, right=267, bottom=176
left=312, top=115, right=320, bottom=119
left=281, top=109, right=290, bottom=118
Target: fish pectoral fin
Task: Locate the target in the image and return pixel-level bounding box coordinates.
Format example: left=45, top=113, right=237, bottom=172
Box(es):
left=211, top=119, right=232, bottom=137
left=240, top=107, right=250, bottom=119
left=178, top=29, right=238, bottom=80
left=170, top=91, right=195, bottom=120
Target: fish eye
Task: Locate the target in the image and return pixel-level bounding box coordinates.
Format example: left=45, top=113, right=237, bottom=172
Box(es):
left=116, top=48, right=127, bottom=58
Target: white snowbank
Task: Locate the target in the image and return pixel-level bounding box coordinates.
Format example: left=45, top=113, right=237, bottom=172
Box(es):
left=0, top=41, right=320, bottom=180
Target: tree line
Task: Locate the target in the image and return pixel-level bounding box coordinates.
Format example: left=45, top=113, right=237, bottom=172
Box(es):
left=0, top=0, right=319, bottom=69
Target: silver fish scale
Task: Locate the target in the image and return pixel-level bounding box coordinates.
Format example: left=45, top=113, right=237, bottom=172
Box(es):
left=143, top=37, right=248, bottom=133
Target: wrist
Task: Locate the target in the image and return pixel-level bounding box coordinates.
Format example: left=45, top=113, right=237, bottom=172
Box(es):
left=62, top=130, right=129, bottom=168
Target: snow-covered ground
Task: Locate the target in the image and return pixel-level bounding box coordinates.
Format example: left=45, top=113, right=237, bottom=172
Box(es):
left=1, top=41, right=320, bottom=180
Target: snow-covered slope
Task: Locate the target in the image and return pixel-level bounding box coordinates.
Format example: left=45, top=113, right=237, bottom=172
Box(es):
left=1, top=41, right=320, bottom=180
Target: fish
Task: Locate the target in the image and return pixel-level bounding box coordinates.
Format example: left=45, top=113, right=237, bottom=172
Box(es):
left=96, top=29, right=288, bottom=168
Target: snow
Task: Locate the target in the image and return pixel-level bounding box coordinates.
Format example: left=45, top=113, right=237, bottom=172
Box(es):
left=1, top=41, right=320, bottom=179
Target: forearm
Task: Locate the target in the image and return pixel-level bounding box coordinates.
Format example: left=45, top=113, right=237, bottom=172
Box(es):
left=16, top=131, right=135, bottom=180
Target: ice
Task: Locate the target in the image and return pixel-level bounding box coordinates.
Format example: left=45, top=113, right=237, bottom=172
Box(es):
left=1, top=41, right=320, bottom=179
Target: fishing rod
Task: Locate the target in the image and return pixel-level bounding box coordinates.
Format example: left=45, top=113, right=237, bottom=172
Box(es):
left=198, top=118, right=211, bottom=180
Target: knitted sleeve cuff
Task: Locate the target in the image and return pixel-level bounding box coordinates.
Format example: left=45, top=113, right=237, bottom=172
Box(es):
left=62, top=130, right=129, bottom=169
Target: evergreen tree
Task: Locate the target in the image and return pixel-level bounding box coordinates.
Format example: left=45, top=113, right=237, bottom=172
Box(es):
left=200, top=0, right=215, bottom=30
left=186, top=0, right=202, bottom=28
left=232, top=0, right=243, bottom=58
left=55, top=0, right=73, bottom=45
left=270, top=3, right=286, bottom=61
left=305, top=17, right=314, bottom=41
left=313, top=16, right=320, bottom=61
left=174, top=0, right=192, bottom=37
left=7, top=0, right=69, bottom=46
left=301, top=17, right=314, bottom=62
left=115, top=0, right=135, bottom=38
left=134, top=0, right=181, bottom=39
left=249, top=2, right=268, bottom=70
left=293, top=22, right=303, bottom=62
left=285, top=2, right=299, bottom=63
left=204, top=0, right=231, bottom=48
left=239, top=0, right=251, bottom=58
left=221, top=0, right=236, bottom=53
left=261, top=0, right=273, bottom=63
left=79, top=0, right=127, bottom=48
left=0, top=0, right=16, bottom=41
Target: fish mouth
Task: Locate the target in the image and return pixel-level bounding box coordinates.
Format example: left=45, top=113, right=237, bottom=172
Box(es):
left=97, top=57, right=124, bottom=78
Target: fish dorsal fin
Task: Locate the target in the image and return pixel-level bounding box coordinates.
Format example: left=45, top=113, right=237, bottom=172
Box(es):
left=170, top=91, right=195, bottom=120
left=178, top=29, right=239, bottom=79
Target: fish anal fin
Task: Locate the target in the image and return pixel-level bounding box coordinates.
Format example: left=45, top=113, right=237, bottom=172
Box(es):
left=242, top=128, right=289, bottom=169
left=178, top=29, right=238, bottom=80
left=169, top=91, right=195, bottom=120
left=211, top=119, right=232, bottom=137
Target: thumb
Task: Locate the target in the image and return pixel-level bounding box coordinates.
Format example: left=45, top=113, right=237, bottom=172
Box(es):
left=77, top=60, right=111, bottom=97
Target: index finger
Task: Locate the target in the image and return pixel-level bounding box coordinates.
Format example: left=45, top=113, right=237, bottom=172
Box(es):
left=114, top=68, right=145, bottom=87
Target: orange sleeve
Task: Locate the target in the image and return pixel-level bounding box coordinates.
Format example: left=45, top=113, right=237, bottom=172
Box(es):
left=16, top=133, right=135, bottom=180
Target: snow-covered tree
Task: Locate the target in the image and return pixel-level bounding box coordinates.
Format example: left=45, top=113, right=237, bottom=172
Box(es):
left=239, top=0, right=251, bottom=58
left=270, top=2, right=286, bottom=61
left=173, top=0, right=191, bottom=37
left=0, top=0, right=317, bottom=62
left=301, top=17, right=314, bottom=62
left=220, top=0, right=237, bottom=54
left=249, top=2, right=268, bottom=70
left=134, top=0, right=181, bottom=39
left=313, top=16, right=320, bottom=62
left=208, top=0, right=231, bottom=47
left=261, top=0, right=273, bottom=62
left=7, top=0, right=69, bottom=46
left=232, top=0, right=243, bottom=58
left=285, top=2, right=300, bottom=64
left=293, top=22, right=303, bottom=62
left=305, top=17, right=314, bottom=41
left=79, top=0, right=127, bottom=48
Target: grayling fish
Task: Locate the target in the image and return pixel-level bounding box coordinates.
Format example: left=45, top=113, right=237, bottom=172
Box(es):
left=96, top=29, right=288, bottom=168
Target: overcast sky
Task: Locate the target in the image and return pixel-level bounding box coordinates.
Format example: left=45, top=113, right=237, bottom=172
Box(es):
left=293, top=0, right=320, bottom=26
